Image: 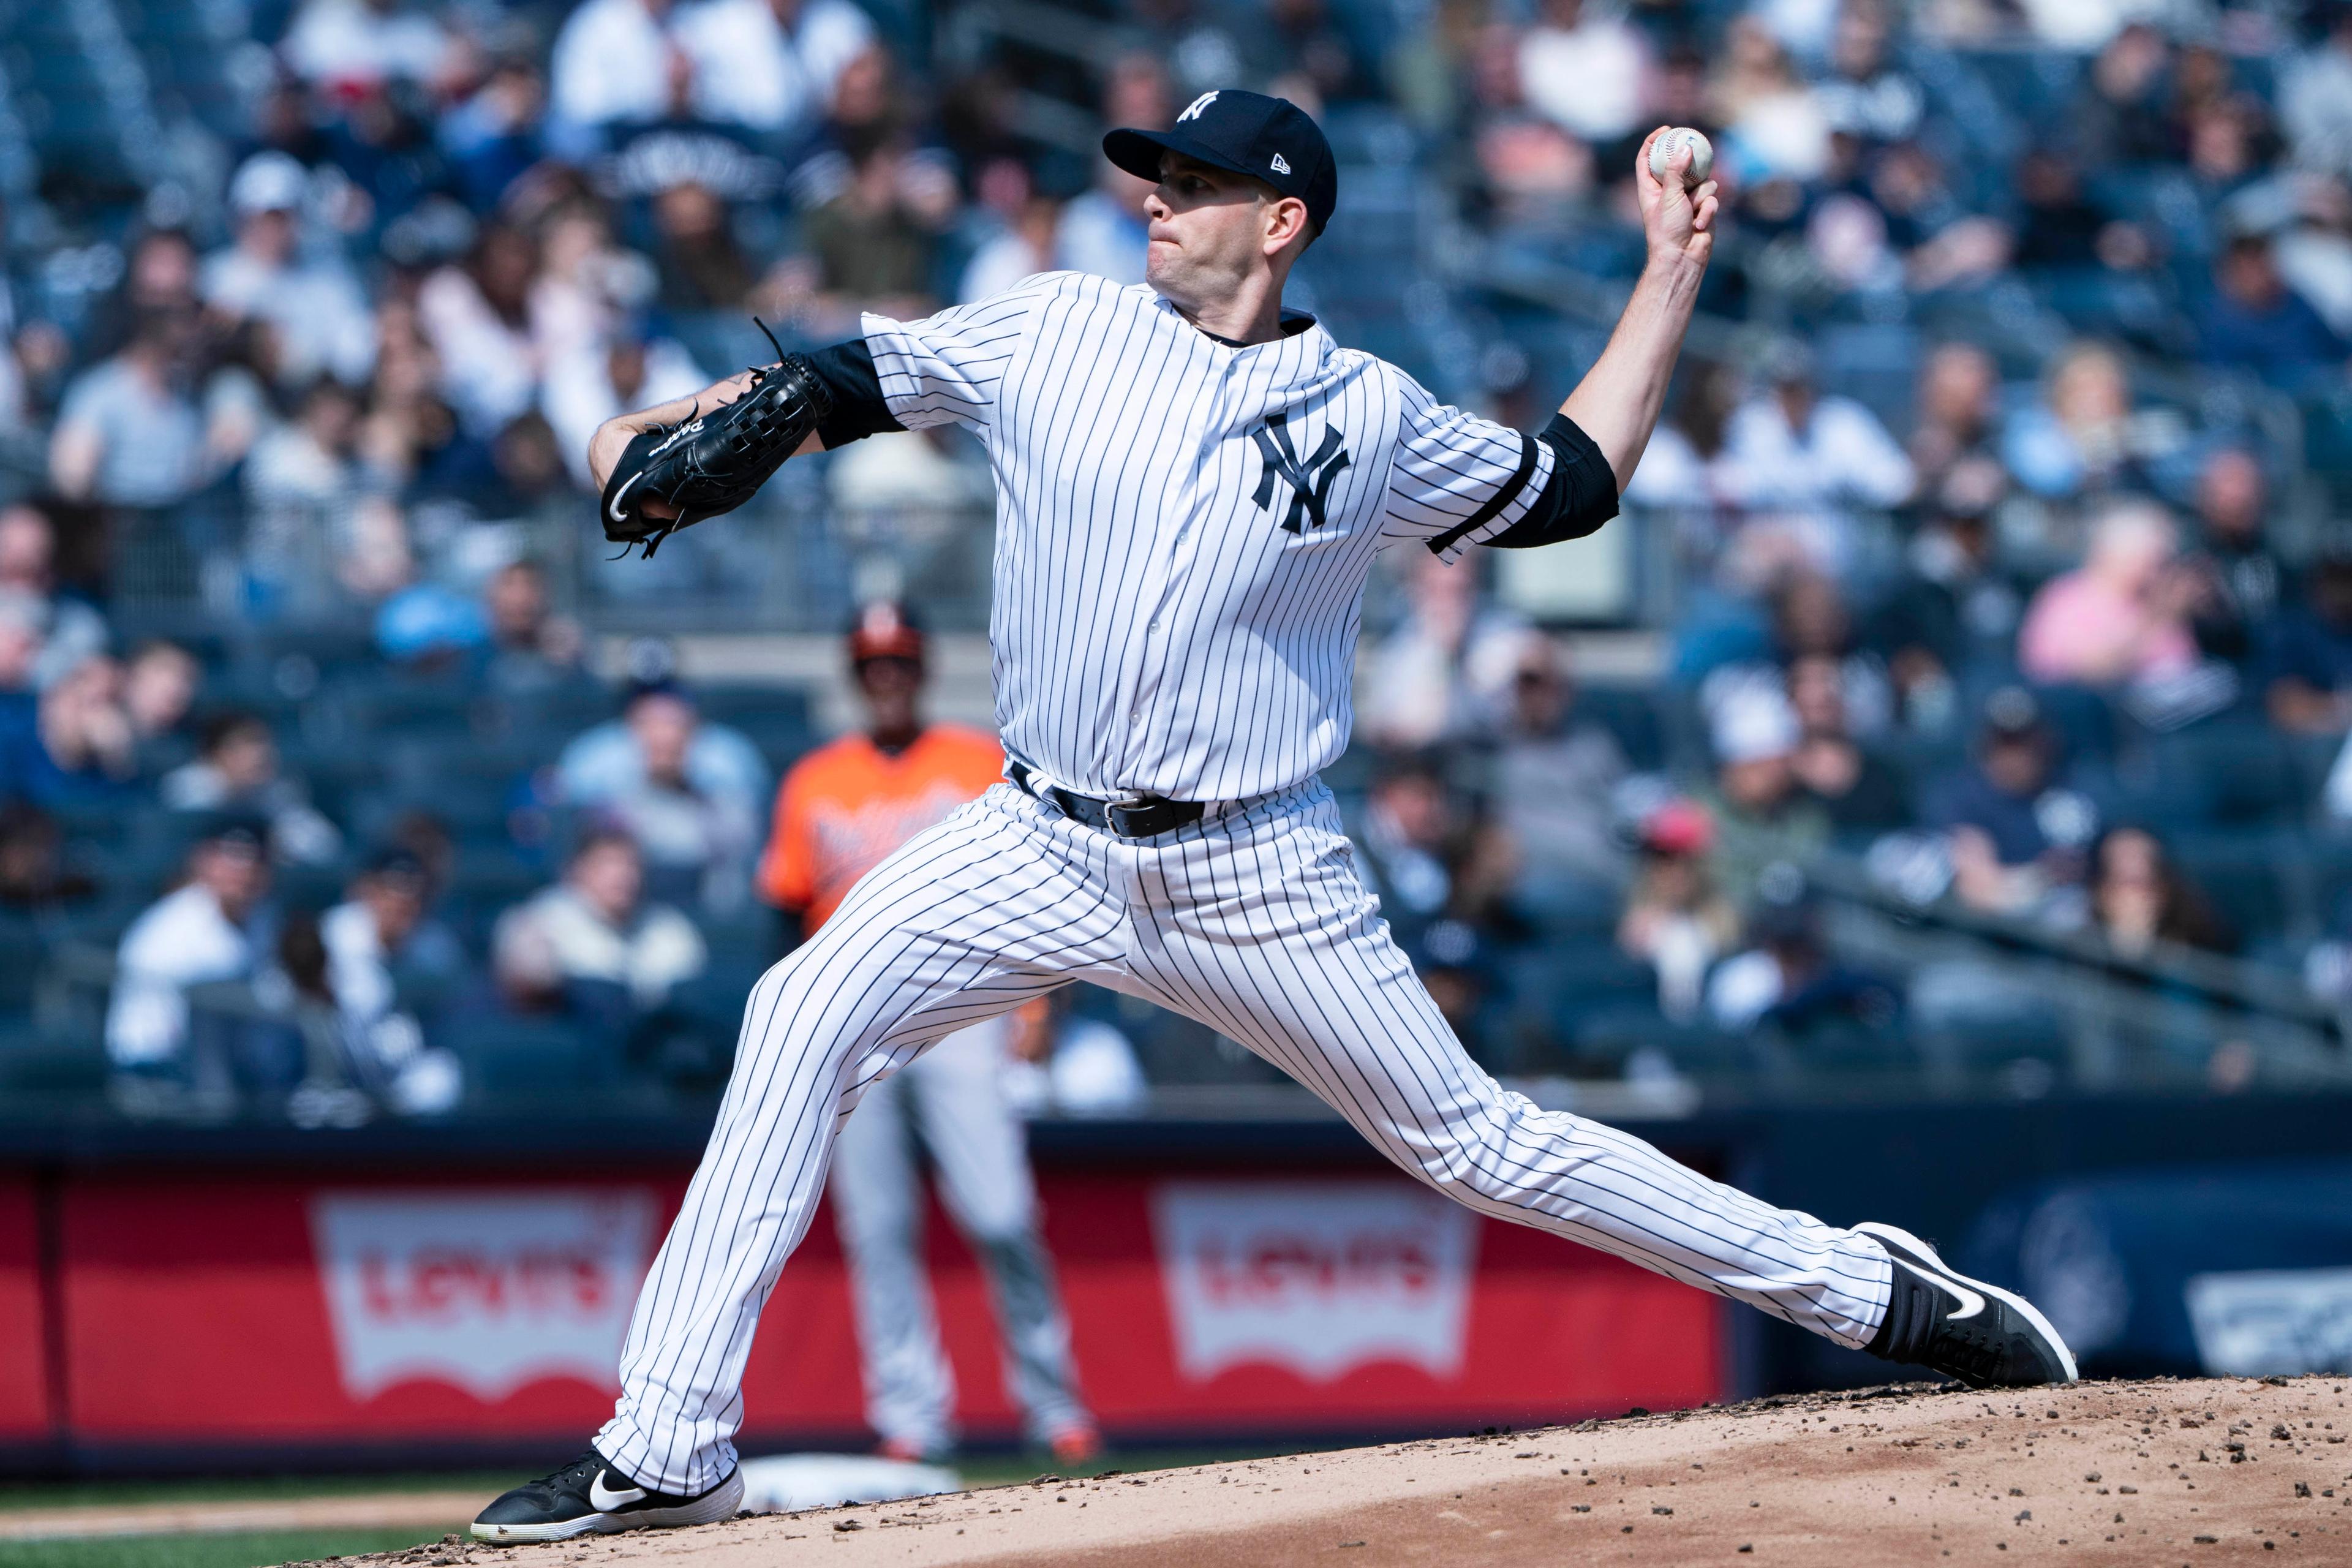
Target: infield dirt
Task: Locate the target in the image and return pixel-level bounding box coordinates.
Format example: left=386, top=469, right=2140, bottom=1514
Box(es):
left=318, top=1376, right=2352, bottom=1566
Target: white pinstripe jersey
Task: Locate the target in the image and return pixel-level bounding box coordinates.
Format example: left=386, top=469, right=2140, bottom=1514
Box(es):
left=864, top=270, right=1559, bottom=801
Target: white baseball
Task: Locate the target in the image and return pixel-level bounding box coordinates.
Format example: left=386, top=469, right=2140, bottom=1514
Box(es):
left=1648, top=127, right=1714, bottom=187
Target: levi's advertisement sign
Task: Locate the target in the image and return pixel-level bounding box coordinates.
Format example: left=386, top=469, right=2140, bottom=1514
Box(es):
left=2184, top=1266, right=2352, bottom=1376
left=57, top=1168, right=1720, bottom=1444
left=308, top=1190, right=658, bottom=1401
left=1152, top=1181, right=1479, bottom=1382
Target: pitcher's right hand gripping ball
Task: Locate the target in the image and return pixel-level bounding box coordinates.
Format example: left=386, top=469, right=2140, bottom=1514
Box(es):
left=600, top=345, right=834, bottom=557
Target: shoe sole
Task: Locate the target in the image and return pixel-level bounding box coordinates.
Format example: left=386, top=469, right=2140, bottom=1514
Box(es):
left=471, top=1469, right=745, bottom=1545
left=1856, top=1221, right=2080, bottom=1385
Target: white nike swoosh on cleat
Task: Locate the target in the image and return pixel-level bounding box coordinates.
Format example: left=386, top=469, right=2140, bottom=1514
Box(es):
left=1925, top=1270, right=1986, bottom=1321
left=589, top=1476, right=649, bottom=1512
left=1857, top=1221, right=2079, bottom=1382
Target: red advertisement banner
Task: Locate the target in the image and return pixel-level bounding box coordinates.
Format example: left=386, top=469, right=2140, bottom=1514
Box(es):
left=0, top=1177, right=48, bottom=1439
left=58, top=1168, right=1721, bottom=1446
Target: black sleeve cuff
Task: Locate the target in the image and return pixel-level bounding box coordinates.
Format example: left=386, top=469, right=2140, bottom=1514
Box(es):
left=805, top=338, right=905, bottom=448
left=1483, top=412, right=1619, bottom=549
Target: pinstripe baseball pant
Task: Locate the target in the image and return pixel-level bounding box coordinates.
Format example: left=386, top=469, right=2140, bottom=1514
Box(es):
left=597, top=780, right=1894, bottom=1493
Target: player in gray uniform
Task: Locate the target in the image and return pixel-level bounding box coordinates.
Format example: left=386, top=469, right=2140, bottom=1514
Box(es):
left=473, top=91, right=2075, bottom=1544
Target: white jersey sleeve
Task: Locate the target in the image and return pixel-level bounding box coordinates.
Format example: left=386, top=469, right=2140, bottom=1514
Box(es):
left=862, top=273, right=1060, bottom=438
left=1378, top=369, right=1558, bottom=561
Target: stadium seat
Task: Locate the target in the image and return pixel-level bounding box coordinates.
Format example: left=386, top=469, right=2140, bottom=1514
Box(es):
left=1917, top=1007, right=2073, bottom=1095
left=1571, top=685, right=1665, bottom=771
left=1569, top=1003, right=1753, bottom=1083
left=456, top=1016, right=600, bottom=1102
left=2132, top=723, right=2301, bottom=829
left=0, top=1024, right=107, bottom=1098
left=2029, top=684, right=2120, bottom=767
left=2169, top=830, right=2303, bottom=949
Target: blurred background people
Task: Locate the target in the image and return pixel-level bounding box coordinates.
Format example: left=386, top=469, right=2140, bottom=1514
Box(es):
left=318, top=847, right=467, bottom=1112
left=491, top=826, right=709, bottom=1071
left=162, top=712, right=343, bottom=866
left=1926, top=688, right=2099, bottom=923
left=1618, top=799, right=1738, bottom=1022
left=2018, top=499, right=2198, bottom=690
left=559, top=671, right=767, bottom=913
left=105, top=820, right=274, bottom=1113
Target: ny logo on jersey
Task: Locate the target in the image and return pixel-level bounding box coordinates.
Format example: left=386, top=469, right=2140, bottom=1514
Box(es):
left=1251, top=414, right=1351, bottom=534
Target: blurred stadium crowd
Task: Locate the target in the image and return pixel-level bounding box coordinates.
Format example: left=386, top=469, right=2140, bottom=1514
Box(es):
left=1, top=0, right=2351, bottom=1120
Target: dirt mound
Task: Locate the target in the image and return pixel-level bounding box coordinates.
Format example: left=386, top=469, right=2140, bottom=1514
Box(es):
left=326, top=1378, right=2352, bottom=1566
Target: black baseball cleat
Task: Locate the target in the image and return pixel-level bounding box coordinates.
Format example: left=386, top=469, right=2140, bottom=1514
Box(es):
left=470, top=1449, right=744, bottom=1544
left=1857, top=1222, right=2079, bottom=1389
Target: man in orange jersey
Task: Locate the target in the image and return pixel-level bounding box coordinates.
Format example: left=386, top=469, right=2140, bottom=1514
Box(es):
left=758, top=602, right=1100, bottom=1466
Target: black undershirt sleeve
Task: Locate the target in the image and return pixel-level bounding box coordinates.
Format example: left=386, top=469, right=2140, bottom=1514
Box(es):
left=804, top=338, right=905, bottom=448
left=1479, top=412, right=1621, bottom=550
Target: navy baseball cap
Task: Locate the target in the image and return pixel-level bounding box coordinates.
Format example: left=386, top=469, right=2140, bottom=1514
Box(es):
left=1103, top=89, right=1338, bottom=235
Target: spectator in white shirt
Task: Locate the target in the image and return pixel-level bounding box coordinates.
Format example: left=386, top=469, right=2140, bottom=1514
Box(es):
left=542, top=324, right=707, bottom=488
left=1052, top=54, right=1167, bottom=287
left=49, top=309, right=216, bottom=509
left=2284, top=7, right=2352, bottom=182
left=1517, top=0, right=1650, bottom=146
left=1712, top=344, right=1915, bottom=567
left=105, top=821, right=271, bottom=1074
left=959, top=194, right=1063, bottom=304
left=0, top=504, right=107, bottom=690
left=950, top=143, right=1137, bottom=304
left=319, top=848, right=464, bottom=1114
left=281, top=0, right=454, bottom=92
left=417, top=223, right=545, bottom=436
left=1055, top=175, right=1152, bottom=287
left=200, top=153, right=376, bottom=391
left=676, top=0, right=875, bottom=140
left=1360, top=552, right=1532, bottom=751
left=1809, top=0, right=1923, bottom=146
left=549, top=0, right=694, bottom=151
left=558, top=682, right=766, bottom=914
left=162, top=712, right=344, bottom=867
left=998, top=989, right=1148, bottom=1117
left=531, top=205, right=657, bottom=372
left=492, top=828, right=707, bottom=1020
left=243, top=377, right=366, bottom=605
left=1709, top=17, right=1831, bottom=182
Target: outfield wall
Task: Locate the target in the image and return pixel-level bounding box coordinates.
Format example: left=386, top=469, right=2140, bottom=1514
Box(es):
left=0, top=1090, right=2346, bottom=1471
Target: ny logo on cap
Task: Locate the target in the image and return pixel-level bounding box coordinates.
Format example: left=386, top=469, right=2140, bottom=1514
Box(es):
left=1270, top=153, right=1291, bottom=174
left=1178, top=91, right=1219, bottom=123
left=1252, top=415, right=1351, bottom=535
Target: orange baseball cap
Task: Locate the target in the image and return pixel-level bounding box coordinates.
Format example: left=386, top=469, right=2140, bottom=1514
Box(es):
left=846, top=601, right=925, bottom=664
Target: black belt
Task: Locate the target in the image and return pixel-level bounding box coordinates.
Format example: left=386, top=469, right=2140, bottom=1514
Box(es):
left=1007, top=760, right=1206, bottom=840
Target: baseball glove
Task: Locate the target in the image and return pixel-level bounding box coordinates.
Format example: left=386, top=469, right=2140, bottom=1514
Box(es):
left=600, top=328, right=835, bottom=558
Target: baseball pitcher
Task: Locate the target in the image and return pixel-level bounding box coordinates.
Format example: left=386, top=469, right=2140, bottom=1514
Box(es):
left=473, top=92, right=2073, bottom=1544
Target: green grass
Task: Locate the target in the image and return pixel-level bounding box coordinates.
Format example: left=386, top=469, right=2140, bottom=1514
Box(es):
left=0, top=1479, right=512, bottom=1517
left=0, top=1446, right=1307, bottom=1568
left=0, top=1528, right=451, bottom=1568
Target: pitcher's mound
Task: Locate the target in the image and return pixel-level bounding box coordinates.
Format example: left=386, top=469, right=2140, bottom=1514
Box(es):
left=338, top=1377, right=2350, bottom=1566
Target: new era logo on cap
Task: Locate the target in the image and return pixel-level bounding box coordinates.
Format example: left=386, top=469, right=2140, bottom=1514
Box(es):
left=1102, top=89, right=1338, bottom=234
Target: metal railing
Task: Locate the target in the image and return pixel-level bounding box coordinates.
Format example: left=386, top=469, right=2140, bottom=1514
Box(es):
left=1809, top=855, right=2352, bottom=1097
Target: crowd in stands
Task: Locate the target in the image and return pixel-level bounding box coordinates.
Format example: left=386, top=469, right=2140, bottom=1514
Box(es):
left=0, top=0, right=2349, bottom=1117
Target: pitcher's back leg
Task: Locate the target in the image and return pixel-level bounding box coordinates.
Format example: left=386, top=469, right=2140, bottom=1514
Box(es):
left=598, top=793, right=1125, bottom=1493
